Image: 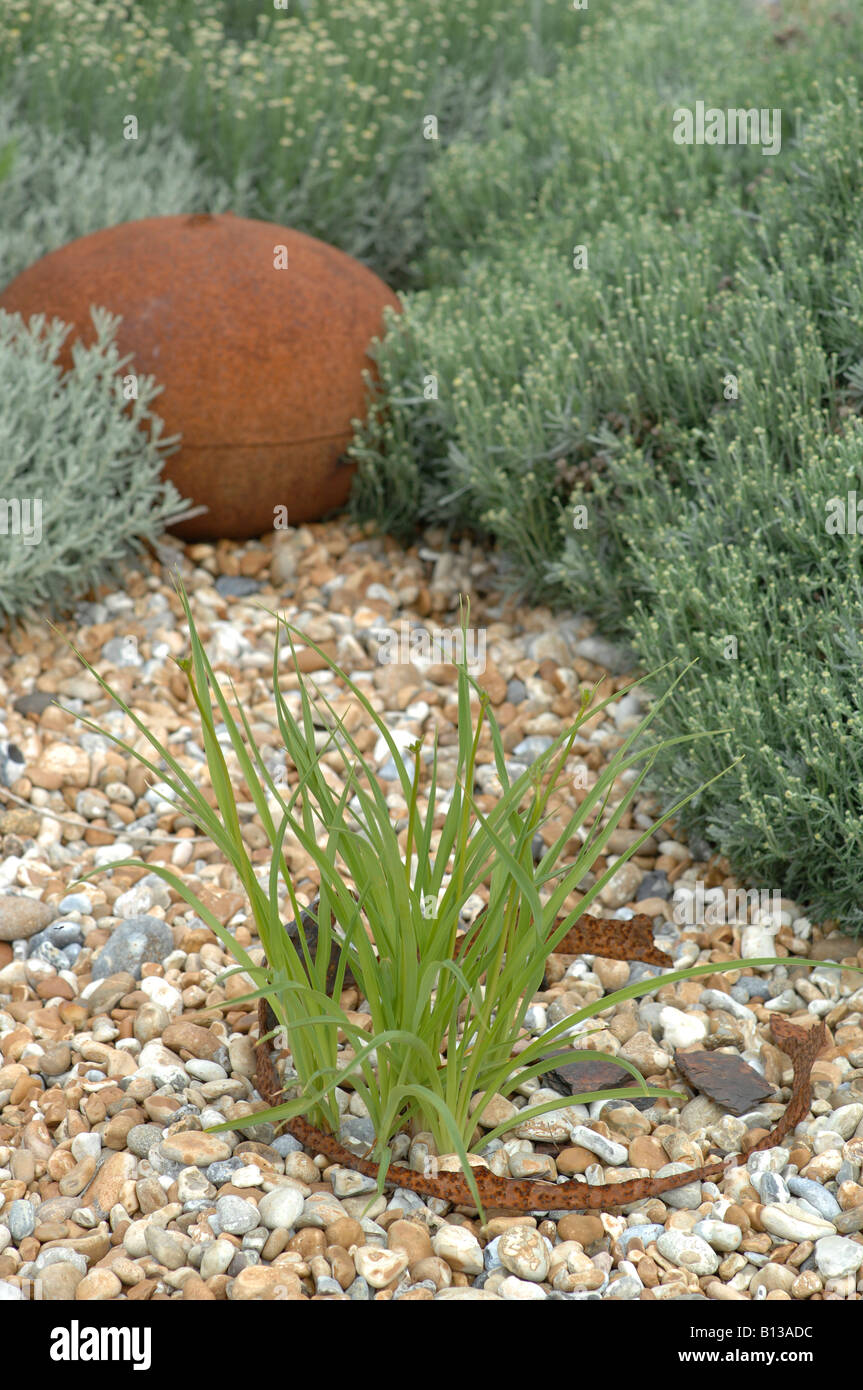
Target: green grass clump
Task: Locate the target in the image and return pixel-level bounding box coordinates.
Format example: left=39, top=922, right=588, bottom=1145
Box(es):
left=0, top=307, right=192, bottom=625
left=66, top=591, right=859, bottom=1213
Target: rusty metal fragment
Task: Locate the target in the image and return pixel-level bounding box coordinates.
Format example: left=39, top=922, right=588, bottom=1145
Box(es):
left=551, top=912, right=673, bottom=968
left=540, top=1054, right=655, bottom=1110
left=256, top=986, right=828, bottom=1211
left=673, top=1047, right=775, bottom=1116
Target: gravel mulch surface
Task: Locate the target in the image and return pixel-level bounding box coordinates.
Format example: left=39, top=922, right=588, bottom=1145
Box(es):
left=0, top=522, right=862, bottom=1301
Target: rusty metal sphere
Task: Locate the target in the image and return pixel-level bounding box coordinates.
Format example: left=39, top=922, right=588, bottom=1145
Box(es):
left=0, top=213, right=401, bottom=540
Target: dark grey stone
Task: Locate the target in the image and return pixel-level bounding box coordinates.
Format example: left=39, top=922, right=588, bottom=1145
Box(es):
left=270, top=1133, right=304, bottom=1157
left=339, top=1116, right=377, bottom=1153
left=90, top=914, right=174, bottom=980
left=736, top=976, right=773, bottom=1001
left=12, top=691, right=54, bottom=717
left=205, top=1157, right=245, bottom=1185
left=787, top=1176, right=841, bottom=1220
left=636, top=871, right=672, bottom=901
left=127, top=1124, right=165, bottom=1159
left=215, top=575, right=262, bottom=599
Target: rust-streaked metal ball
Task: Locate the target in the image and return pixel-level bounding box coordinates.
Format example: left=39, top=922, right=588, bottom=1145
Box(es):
left=0, top=213, right=401, bottom=540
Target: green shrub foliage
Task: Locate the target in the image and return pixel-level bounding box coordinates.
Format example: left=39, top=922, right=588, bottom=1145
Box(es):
left=0, top=307, right=192, bottom=624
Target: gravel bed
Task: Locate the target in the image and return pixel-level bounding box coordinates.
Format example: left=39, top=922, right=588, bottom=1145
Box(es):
left=0, top=522, right=862, bottom=1301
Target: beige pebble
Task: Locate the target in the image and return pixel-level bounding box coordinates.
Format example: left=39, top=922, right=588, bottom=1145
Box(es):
left=111, top=1257, right=146, bottom=1287
left=387, top=1219, right=433, bottom=1266
left=228, top=1266, right=305, bottom=1300
left=88, top=1151, right=137, bottom=1214
left=75, top=1268, right=122, bottom=1301
left=557, top=1213, right=604, bottom=1245
left=592, top=957, right=631, bottom=991
left=409, top=1256, right=452, bottom=1291
left=59, top=1155, right=97, bottom=1197
left=629, top=1135, right=668, bottom=1171
left=353, top=1245, right=409, bottom=1289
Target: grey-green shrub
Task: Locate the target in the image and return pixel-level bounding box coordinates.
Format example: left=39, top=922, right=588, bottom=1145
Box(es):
left=348, top=2, right=863, bottom=930
left=0, top=0, right=594, bottom=286
left=0, top=101, right=244, bottom=286
left=0, top=306, right=193, bottom=625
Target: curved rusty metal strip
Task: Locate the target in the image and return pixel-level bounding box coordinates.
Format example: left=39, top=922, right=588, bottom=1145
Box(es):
left=255, top=998, right=826, bottom=1213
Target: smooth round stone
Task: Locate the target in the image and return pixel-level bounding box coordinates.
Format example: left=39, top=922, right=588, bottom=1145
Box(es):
left=353, top=1245, right=409, bottom=1289
left=814, top=1235, right=863, bottom=1279
left=200, top=1239, right=235, bottom=1279
left=735, top=976, right=772, bottom=1001
left=821, top=1104, right=863, bottom=1140
left=215, top=575, right=261, bottom=599
left=145, top=1226, right=190, bottom=1270
left=760, top=1203, right=837, bottom=1242
left=567, top=1125, right=628, bottom=1167
left=678, top=1095, right=728, bottom=1134
left=0, top=895, right=57, bottom=941
left=497, top=1227, right=551, bottom=1283
left=656, top=1231, right=720, bottom=1277
left=90, top=914, right=173, bottom=980
left=71, top=1132, right=102, bottom=1163
left=740, top=925, right=778, bottom=961
left=186, top=1059, right=227, bottom=1083
left=660, top=1006, right=707, bottom=1049
left=134, top=1041, right=187, bottom=1087
left=127, top=1124, right=165, bottom=1159
left=231, top=1164, right=264, bottom=1189
left=159, top=1132, right=231, bottom=1167
left=654, top=1163, right=703, bottom=1210
left=133, top=1001, right=170, bottom=1045
left=282, top=1152, right=319, bottom=1184
left=257, top=1186, right=304, bottom=1232
left=750, top=1263, right=796, bottom=1298
left=604, top=1275, right=643, bottom=1300
left=32, top=1197, right=81, bottom=1225
left=270, top=1134, right=303, bottom=1157
left=59, top=893, right=93, bottom=915
left=432, top=1224, right=484, bottom=1276
left=693, top=1219, right=743, bottom=1253
left=499, top=1275, right=548, bottom=1300
left=215, top=1196, right=258, bottom=1235
left=299, top=1192, right=349, bottom=1228
left=46, top=921, right=84, bottom=948
left=6, top=1200, right=36, bottom=1242
left=483, top=1236, right=502, bottom=1272
left=787, top=1176, right=842, bottom=1220
left=36, top=1262, right=85, bottom=1300
left=330, top=1167, right=379, bottom=1198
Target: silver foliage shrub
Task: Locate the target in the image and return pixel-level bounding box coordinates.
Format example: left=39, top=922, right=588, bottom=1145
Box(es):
left=0, top=306, right=194, bottom=624
left=0, top=100, right=249, bottom=285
